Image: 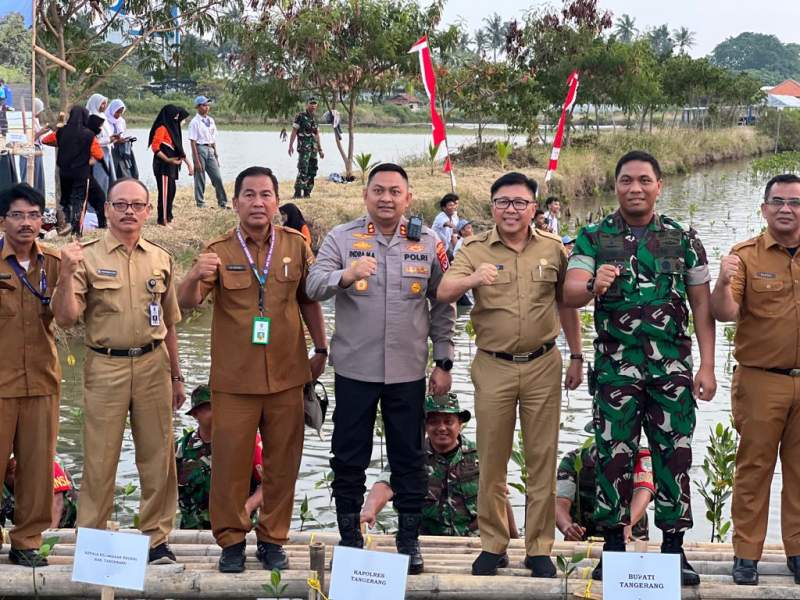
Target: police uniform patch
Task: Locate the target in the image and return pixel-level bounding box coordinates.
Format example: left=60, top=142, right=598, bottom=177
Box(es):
left=355, top=279, right=368, bottom=291
left=406, top=243, right=425, bottom=252
left=435, top=240, right=449, bottom=272
left=352, top=241, right=374, bottom=251
left=367, top=223, right=376, bottom=235
left=352, top=232, right=375, bottom=240
left=400, top=224, right=408, bottom=237
left=410, top=281, right=423, bottom=295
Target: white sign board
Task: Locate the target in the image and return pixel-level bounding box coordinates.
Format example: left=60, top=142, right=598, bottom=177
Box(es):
left=71, top=527, right=149, bottom=591
left=602, top=551, right=680, bottom=599
left=329, top=546, right=409, bottom=600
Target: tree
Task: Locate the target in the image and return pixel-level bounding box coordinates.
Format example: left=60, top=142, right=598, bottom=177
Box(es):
left=0, top=13, right=33, bottom=76
left=614, top=14, right=637, bottom=44
left=474, top=28, right=490, bottom=58
left=483, top=13, right=509, bottom=61
left=647, top=24, right=674, bottom=60
left=36, top=0, right=224, bottom=110
left=673, top=27, right=696, bottom=55
left=223, top=0, right=443, bottom=177
left=711, top=32, right=800, bottom=84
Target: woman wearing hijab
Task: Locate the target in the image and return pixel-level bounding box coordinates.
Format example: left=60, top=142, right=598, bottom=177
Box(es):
left=18, top=98, right=50, bottom=194
left=85, top=93, right=116, bottom=196
left=106, top=98, right=139, bottom=179
left=40, top=106, right=104, bottom=234
left=279, top=202, right=312, bottom=246
left=149, top=104, right=192, bottom=226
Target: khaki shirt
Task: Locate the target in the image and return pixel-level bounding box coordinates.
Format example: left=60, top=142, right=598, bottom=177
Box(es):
left=730, top=230, right=800, bottom=369
left=197, top=225, right=314, bottom=395
left=70, top=230, right=181, bottom=349
left=305, top=216, right=455, bottom=384
left=445, top=226, right=567, bottom=354
left=0, top=239, right=61, bottom=397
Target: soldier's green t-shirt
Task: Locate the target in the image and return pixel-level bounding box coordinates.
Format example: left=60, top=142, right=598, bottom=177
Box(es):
left=568, top=210, right=710, bottom=373
left=377, top=436, right=479, bottom=536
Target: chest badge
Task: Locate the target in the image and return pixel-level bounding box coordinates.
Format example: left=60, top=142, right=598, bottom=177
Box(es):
left=410, top=281, right=422, bottom=295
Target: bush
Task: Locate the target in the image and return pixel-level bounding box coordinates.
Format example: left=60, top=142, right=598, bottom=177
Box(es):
left=758, top=109, right=800, bottom=152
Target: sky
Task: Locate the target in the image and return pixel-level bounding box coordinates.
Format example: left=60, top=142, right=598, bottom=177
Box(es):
left=441, top=0, right=800, bottom=58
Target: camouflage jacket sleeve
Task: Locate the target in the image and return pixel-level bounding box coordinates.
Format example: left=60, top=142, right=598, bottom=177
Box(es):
left=556, top=449, right=579, bottom=501
left=567, top=226, right=598, bottom=274
left=683, top=227, right=711, bottom=286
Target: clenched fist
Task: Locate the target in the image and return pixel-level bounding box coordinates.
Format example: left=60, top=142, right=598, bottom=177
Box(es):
left=348, top=256, right=378, bottom=281
left=471, top=263, right=498, bottom=287
left=592, top=264, right=620, bottom=296
left=719, top=254, right=741, bottom=285
left=190, top=252, right=221, bottom=282
left=60, top=242, right=84, bottom=275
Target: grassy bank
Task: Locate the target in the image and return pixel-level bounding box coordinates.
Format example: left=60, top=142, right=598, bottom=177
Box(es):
left=65, top=127, right=770, bottom=276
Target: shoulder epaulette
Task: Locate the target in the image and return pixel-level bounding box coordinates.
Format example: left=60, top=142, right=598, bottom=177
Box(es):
left=79, top=238, right=101, bottom=247
left=142, top=237, right=175, bottom=257
left=205, top=228, right=236, bottom=248
left=279, top=224, right=306, bottom=239
left=537, top=229, right=563, bottom=243
left=40, top=244, right=61, bottom=259
left=463, top=231, right=491, bottom=246
left=732, top=236, right=760, bottom=252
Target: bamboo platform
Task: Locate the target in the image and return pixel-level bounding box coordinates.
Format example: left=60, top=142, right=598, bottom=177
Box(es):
left=1, top=530, right=800, bottom=598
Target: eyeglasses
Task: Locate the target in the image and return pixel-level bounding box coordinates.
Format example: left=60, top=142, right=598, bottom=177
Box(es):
left=765, top=198, right=800, bottom=209
left=5, top=211, right=42, bottom=221
left=492, top=197, right=533, bottom=211
left=109, top=201, right=149, bottom=213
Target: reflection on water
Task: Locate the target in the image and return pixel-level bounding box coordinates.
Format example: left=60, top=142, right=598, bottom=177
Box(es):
left=56, top=160, right=782, bottom=543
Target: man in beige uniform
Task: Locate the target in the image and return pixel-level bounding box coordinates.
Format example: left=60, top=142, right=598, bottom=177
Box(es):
left=0, top=183, right=60, bottom=567
left=438, top=172, right=582, bottom=577
left=179, top=166, right=327, bottom=574
left=52, top=178, right=185, bottom=563
left=711, top=173, right=800, bottom=586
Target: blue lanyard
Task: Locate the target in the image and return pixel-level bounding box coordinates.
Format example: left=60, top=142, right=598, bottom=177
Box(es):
left=235, top=227, right=276, bottom=315
left=0, top=238, right=49, bottom=305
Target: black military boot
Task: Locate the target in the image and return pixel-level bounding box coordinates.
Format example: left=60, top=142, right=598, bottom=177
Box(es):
left=396, top=513, right=424, bottom=575
left=592, top=526, right=625, bottom=581
left=662, top=531, right=700, bottom=586
left=336, top=513, right=364, bottom=548
left=292, top=186, right=302, bottom=199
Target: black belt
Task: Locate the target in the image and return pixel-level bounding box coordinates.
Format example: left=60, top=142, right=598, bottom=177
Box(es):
left=764, top=367, right=800, bottom=377
left=482, top=341, right=556, bottom=363
left=90, top=340, right=161, bottom=358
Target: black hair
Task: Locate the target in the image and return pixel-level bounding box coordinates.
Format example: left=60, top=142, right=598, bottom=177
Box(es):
left=0, top=183, right=45, bottom=216
left=490, top=172, right=538, bottom=199
left=764, top=173, right=800, bottom=200
left=615, top=150, right=662, bottom=180
left=107, top=177, right=149, bottom=202
left=534, top=208, right=545, bottom=218
left=439, top=193, right=459, bottom=209
left=545, top=196, right=559, bottom=207
left=234, top=166, right=280, bottom=198
left=367, top=162, right=408, bottom=185
left=279, top=203, right=307, bottom=232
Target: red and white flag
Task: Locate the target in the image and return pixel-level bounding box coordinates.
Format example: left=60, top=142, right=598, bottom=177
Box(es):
left=545, top=70, right=580, bottom=183
left=408, top=36, right=447, bottom=148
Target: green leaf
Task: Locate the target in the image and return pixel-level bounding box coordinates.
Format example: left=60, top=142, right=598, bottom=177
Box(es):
left=556, top=554, right=567, bottom=571
left=572, top=552, right=585, bottom=563
left=271, top=568, right=281, bottom=588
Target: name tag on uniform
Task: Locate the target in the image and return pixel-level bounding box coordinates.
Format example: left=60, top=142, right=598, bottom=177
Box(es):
left=252, top=316, right=271, bottom=345
left=149, top=303, right=161, bottom=327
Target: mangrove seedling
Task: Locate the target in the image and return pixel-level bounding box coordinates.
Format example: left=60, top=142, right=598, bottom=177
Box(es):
left=556, top=551, right=585, bottom=600
left=496, top=140, right=512, bottom=170
left=263, top=568, right=288, bottom=598
left=695, top=421, right=737, bottom=542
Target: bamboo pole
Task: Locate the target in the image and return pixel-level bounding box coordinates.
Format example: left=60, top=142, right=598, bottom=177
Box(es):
left=308, top=541, right=326, bottom=598
left=33, top=45, right=76, bottom=73
left=28, top=0, right=36, bottom=186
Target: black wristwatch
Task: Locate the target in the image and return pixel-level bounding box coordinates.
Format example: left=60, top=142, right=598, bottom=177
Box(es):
left=586, top=277, right=595, bottom=293
left=434, top=359, right=453, bottom=372
left=314, top=348, right=328, bottom=356
left=570, top=354, right=584, bottom=361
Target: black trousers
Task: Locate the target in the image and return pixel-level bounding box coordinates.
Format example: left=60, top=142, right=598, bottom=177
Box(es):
left=330, top=374, right=426, bottom=515
left=60, top=174, right=106, bottom=230
left=155, top=172, right=176, bottom=225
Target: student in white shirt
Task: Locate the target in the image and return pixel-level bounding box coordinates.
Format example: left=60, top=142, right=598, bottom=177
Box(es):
left=431, top=193, right=459, bottom=252
left=544, top=196, right=561, bottom=235
left=188, top=96, right=228, bottom=209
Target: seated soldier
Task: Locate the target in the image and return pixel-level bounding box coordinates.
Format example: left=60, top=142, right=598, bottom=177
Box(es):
left=176, top=385, right=264, bottom=529
left=361, top=394, right=519, bottom=539
left=1, top=456, right=78, bottom=531
left=556, top=422, right=654, bottom=543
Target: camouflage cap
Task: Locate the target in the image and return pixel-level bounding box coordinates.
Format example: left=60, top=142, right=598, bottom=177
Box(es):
left=307, top=97, right=318, bottom=105
left=186, top=384, right=211, bottom=416
left=424, top=393, right=471, bottom=422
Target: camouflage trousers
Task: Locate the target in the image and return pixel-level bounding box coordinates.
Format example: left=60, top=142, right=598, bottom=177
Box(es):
left=294, top=147, right=318, bottom=196
left=592, top=355, right=696, bottom=534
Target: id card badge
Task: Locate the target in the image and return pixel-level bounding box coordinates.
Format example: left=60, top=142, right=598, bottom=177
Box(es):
left=252, top=316, right=271, bottom=345
left=149, top=303, right=161, bottom=327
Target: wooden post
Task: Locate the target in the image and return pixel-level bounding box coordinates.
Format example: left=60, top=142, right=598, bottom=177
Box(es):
left=100, top=521, right=120, bottom=600
left=309, top=541, right=326, bottom=599
left=29, top=0, right=36, bottom=187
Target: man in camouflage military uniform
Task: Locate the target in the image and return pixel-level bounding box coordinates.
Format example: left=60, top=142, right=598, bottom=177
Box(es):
left=556, top=422, right=654, bottom=542
left=176, top=385, right=263, bottom=529
left=288, top=99, right=324, bottom=198
left=360, top=394, right=518, bottom=538
left=563, top=150, right=717, bottom=585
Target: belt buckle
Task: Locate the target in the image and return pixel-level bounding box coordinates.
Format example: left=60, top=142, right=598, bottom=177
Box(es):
left=791, top=369, right=800, bottom=377
left=511, top=353, right=530, bottom=363
left=128, top=347, right=143, bottom=357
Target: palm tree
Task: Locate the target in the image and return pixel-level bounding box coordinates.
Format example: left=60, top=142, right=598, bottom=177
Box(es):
left=647, top=24, right=674, bottom=59
left=614, top=14, right=637, bottom=44
left=673, top=26, right=696, bottom=54
left=474, top=28, right=490, bottom=58
left=483, top=13, right=508, bottom=61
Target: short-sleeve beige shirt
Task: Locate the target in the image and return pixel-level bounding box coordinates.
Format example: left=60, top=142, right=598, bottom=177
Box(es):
left=444, top=226, right=567, bottom=354
left=70, top=230, right=181, bottom=348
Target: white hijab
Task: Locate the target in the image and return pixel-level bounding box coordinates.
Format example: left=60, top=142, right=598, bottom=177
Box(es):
left=85, top=93, right=112, bottom=147
left=105, top=98, right=127, bottom=136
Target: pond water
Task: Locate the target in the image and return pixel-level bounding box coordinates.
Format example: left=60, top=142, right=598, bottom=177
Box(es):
left=53, top=158, right=780, bottom=544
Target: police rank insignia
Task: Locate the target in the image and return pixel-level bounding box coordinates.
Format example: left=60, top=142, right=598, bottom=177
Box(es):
left=435, top=240, right=450, bottom=271
left=410, top=281, right=423, bottom=295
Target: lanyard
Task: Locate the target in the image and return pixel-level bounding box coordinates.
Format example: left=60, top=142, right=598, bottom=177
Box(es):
left=0, top=238, right=49, bottom=305
left=235, top=226, right=276, bottom=315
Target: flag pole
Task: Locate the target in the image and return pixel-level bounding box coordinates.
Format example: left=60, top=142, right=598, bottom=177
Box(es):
left=28, top=0, right=37, bottom=186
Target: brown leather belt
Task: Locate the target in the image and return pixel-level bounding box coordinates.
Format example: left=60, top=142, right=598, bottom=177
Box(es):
left=764, top=367, right=800, bottom=377
left=482, top=341, right=556, bottom=363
